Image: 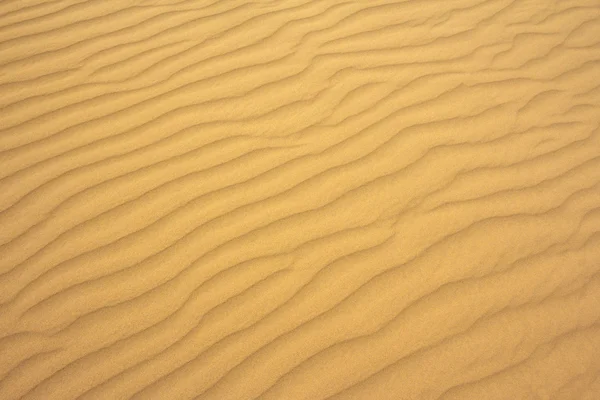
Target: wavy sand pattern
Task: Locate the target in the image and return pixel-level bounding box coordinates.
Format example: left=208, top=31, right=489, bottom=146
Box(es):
left=1, top=0, right=600, bottom=399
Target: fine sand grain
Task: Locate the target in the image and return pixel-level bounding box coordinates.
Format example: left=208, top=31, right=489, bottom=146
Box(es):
left=1, top=0, right=600, bottom=399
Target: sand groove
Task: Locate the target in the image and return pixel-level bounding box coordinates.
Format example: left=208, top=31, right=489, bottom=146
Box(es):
left=1, top=0, right=599, bottom=399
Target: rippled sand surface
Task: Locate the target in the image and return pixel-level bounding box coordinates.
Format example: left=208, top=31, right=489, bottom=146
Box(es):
left=1, top=0, right=600, bottom=399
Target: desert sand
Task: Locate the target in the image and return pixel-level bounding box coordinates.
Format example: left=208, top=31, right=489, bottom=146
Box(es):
left=0, top=0, right=599, bottom=399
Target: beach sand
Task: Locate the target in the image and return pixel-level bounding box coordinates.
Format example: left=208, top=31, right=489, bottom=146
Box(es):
left=1, top=0, right=600, bottom=399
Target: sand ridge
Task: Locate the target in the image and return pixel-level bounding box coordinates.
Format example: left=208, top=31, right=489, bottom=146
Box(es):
left=0, top=0, right=600, bottom=399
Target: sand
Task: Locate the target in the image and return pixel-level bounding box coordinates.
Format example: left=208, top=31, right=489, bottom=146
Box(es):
left=0, top=0, right=599, bottom=399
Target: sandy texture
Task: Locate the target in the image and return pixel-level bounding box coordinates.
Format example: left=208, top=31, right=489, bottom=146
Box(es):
left=1, top=0, right=600, bottom=399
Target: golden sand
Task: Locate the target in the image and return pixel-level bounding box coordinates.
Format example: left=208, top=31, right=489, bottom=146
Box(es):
left=1, top=0, right=600, bottom=399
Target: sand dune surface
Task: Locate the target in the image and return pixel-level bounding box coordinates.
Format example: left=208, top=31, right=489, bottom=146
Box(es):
left=1, top=0, right=600, bottom=399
